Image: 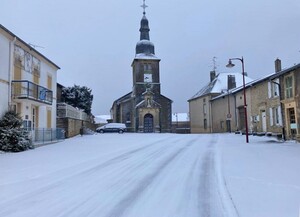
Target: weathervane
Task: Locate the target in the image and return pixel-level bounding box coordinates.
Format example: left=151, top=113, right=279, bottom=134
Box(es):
left=141, top=0, right=148, bottom=15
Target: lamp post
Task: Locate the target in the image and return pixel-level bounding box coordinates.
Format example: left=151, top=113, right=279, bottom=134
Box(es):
left=226, top=57, right=249, bottom=143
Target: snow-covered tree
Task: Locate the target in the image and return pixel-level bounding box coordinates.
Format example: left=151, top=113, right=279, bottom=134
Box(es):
left=0, top=111, right=33, bottom=152
left=62, top=85, right=93, bottom=115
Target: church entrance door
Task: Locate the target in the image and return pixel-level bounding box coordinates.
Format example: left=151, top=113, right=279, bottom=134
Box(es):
left=144, top=114, right=154, bottom=133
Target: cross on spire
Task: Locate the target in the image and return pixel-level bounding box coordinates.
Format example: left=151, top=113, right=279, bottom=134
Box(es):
left=141, top=0, right=148, bottom=15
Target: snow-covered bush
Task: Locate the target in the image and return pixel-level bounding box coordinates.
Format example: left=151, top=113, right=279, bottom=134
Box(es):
left=0, top=111, right=33, bottom=152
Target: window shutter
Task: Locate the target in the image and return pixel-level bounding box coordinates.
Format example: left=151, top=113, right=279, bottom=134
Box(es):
left=278, top=106, right=282, bottom=126
left=269, top=108, right=273, bottom=126
left=268, top=82, right=272, bottom=98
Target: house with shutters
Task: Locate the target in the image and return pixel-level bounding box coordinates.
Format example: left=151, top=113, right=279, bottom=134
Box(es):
left=269, top=60, right=300, bottom=140
left=188, top=70, right=253, bottom=133
left=208, top=59, right=298, bottom=141
left=0, top=24, right=61, bottom=142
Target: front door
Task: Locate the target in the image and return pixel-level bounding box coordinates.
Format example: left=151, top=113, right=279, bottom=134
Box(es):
left=144, top=114, right=154, bottom=133
left=288, top=108, right=297, bottom=138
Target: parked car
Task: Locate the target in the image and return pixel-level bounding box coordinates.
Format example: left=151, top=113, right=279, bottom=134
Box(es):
left=96, top=123, right=126, bottom=134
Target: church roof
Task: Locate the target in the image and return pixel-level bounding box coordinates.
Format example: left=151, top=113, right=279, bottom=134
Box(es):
left=135, top=53, right=160, bottom=60
left=189, top=72, right=253, bottom=101
left=135, top=2, right=155, bottom=56
left=112, top=92, right=132, bottom=105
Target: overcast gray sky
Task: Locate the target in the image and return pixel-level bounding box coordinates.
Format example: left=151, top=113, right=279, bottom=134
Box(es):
left=1, top=0, right=300, bottom=115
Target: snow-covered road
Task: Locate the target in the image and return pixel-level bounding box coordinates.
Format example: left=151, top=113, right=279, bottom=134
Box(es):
left=0, top=134, right=227, bottom=217
left=1, top=133, right=300, bottom=217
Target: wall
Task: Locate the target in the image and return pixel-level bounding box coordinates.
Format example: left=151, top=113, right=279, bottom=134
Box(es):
left=57, top=118, right=96, bottom=138
left=0, top=30, right=11, bottom=117
left=248, top=78, right=282, bottom=135
left=189, top=95, right=211, bottom=133
left=211, top=94, right=236, bottom=133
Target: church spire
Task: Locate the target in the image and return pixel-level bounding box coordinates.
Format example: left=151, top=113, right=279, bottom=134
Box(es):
left=139, top=0, right=150, bottom=41
left=141, top=0, right=148, bottom=15
left=136, top=0, right=155, bottom=55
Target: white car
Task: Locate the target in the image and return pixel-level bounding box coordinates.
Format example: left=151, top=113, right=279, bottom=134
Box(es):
left=96, top=123, right=126, bottom=134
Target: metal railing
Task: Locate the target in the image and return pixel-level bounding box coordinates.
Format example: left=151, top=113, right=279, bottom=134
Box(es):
left=12, top=80, right=53, bottom=104
left=24, top=128, right=65, bottom=144
left=57, top=103, right=89, bottom=120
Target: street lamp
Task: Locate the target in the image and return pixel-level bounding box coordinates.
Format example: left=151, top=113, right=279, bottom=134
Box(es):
left=226, top=57, right=249, bottom=143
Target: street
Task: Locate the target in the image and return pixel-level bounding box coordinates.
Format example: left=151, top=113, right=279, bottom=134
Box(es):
left=0, top=134, right=227, bottom=217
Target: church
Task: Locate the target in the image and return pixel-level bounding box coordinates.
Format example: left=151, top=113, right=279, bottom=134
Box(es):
left=111, top=1, right=172, bottom=133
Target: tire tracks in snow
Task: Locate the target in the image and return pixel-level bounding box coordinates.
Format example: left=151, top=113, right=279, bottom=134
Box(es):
left=0, top=136, right=183, bottom=217
left=103, top=138, right=199, bottom=217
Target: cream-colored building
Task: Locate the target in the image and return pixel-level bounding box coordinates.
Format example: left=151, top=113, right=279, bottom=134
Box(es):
left=0, top=25, right=60, bottom=141
left=188, top=71, right=252, bottom=133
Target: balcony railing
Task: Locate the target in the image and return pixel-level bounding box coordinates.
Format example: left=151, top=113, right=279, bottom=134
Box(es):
left=12, top=80, right=53, bottom=105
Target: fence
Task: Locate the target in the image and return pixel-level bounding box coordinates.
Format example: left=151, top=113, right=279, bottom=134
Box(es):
left=57, top=103, right=89, bottom=121
left=27, top=128, right=65, bottom=144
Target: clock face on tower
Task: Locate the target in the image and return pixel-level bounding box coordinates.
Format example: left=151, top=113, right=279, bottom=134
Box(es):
left=144, top=74, right=152, bottom=83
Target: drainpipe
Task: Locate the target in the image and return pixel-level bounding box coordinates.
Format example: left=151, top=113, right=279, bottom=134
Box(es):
left=8, top=37, right=17, bottom=109
left=234, top=94, right=238, bottom=131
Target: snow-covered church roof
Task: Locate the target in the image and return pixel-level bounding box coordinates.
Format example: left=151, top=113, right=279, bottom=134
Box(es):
left=189, top=72, right=253, bottom=101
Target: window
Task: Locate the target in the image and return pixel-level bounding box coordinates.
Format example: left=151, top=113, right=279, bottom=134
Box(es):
left=143, top=64, right=152, bottom=72
left=270, top=106, right=282, bottom=126
left=203, top=103, right=207, bottom=115
left=285, top=76, right=293, bottom=98
left=47, top=75, right=52, bottom=90
left=268, top=79, right=279, bottom=98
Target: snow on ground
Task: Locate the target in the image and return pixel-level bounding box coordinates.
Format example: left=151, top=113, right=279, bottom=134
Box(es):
left=218, top=135, right=300, bottom=217
left=0, top=133, right=299, bottom=217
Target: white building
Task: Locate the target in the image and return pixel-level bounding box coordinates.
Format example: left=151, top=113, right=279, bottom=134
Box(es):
left=0, top=25, right=60, bottom=138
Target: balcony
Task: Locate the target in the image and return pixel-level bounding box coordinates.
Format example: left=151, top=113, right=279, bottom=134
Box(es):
left=12, top=80, right=53, bottom=105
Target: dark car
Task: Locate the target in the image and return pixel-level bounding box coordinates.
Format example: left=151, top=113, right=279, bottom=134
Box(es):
left=96, top=123, right=126, bottom=134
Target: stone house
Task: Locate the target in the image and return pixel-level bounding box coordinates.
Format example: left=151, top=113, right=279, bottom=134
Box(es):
left=210, top=59, right=298, bottom=140
left=188, top=71, right=253, bottom=133
left=269, top=61, right=300, bottom=140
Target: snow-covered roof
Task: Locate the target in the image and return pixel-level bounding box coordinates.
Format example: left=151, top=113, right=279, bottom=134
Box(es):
left=189, top=72, right=253, bottom=101
left=94, top=115, right=111, bottom=124
left=172, top=113, right=189, bottom=122
left=135, top=53, right=160, bottom=60
left=136, top=40, right=154, bottom=46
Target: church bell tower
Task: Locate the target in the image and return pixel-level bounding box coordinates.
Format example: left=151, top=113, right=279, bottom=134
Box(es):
left=111, top=0, right=172, bottom=133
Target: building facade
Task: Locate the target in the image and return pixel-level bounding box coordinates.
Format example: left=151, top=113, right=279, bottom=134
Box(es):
left=270, top=61, right=300, bottom=140
left=0, top=25, right=60, bottom=141
left=197, top=59, right=299, bottom=141
left=188, top=71, right=253, bottom=133
left=111, top=3, right=172, bottom=132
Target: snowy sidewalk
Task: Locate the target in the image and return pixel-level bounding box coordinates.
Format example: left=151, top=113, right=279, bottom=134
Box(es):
left=218, top=134, right=300, bottom=217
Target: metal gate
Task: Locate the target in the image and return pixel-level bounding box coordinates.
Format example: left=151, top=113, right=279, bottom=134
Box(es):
left=144, top=114, right=154, bottom=133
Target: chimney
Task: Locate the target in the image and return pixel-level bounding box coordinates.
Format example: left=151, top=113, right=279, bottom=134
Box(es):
left=227, top=75, right=236, bottom=90
left=210, top=71, right=216, bottom=82
left=275, top=58, right=282, bottom=73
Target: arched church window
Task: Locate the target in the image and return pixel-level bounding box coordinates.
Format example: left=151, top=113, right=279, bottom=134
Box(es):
left=143, top=63, right=152, bottom=72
